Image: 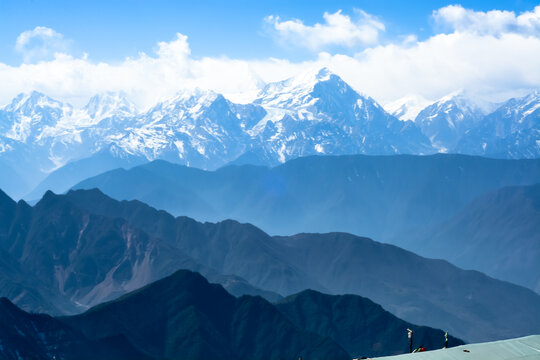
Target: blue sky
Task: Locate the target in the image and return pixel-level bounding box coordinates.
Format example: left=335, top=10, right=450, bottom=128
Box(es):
left=0, top=1, right=539, bottom=109
left=1, top=0, right=538, bottom=64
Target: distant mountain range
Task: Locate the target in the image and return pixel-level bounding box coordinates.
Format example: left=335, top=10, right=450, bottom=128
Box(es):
left=0, top=269, right=463, bottom=360
left=0, top=68, right=537, bottom=200
left=0, top=188, right=539, bottom=343
left=72, top=154, right=540, bottom=295
left=399, top=183, right=540, bottom=294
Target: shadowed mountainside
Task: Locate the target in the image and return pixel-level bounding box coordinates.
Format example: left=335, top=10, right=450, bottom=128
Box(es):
left=276, top=289, right=463, bottom=358
left=61, top=270, right=350, bottom=360
left=0, top=297, right=151, bottom=360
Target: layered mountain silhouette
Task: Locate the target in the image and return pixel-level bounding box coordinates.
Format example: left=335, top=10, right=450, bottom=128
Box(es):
left=0, top=187, right=535, bottom=342
left=62, top=269, right=351, bottom=360
left=0, top=188, right=281, bottom=314
left=72, top=154, right=540, bottom=293
left=0, top=269, right=463, bottom=359
left=400, top=183, right=540, bottom=294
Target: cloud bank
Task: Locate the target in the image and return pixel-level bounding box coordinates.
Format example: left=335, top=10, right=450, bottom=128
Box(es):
left=1, top=5, right=539, bottom=109
left=433, top=4, right=540, bottom=36
left=265, top=10, right=385, bottom=50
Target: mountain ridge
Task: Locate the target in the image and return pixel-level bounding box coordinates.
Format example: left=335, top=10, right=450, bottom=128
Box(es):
left=2, top=68, right=537, bottom=200
left=49, top=187, right=540, bottom=342
left=73, top=154, right=540, bottom=247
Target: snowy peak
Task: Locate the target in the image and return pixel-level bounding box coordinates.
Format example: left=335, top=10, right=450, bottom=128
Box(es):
left=254, top=67, right=352, bottom=109
left=519, top=91, right=540, bottom=117
left=293, top=66, right=333, bottom=84
left=142, top=89, right=240, bottom=131
left=84, top=92, right=137, bottom=120
left=4, top=91, right=67, bottom=114
left=413, top=92, right=488, bottom=152
left=252, top=66, right=393, bottom=128
left=150, top=88, right=221, bottom=114
left=455, top=90, right=540, bottom=157
left=431, top=92, right=483, bottom=115
left=476, top=90, right=540, bottom=137
left=417, top=92, right=485, bottom=126
left=500, top=90, right=540, bottom=118
left=385, top=95, right=432, bottom=121
left=0, top=92, right=71, bottom=143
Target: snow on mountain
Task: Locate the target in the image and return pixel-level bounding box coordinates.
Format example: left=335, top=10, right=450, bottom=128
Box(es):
left=251, top=67, right=433, bottom=160
left=414, top=91, right=487, bottom=152
left=84, top=91, right=137, bottom=121
left=0, top=69, right=537, bottom=200
left=456, top=90, right=540, bottom=158
left=255, top=67, right=333, bottom=109
left=107, top=88, right=265, bottom=169
left=384, top=94, right=432, bottom=121
left=0, top=91, right=71, bottom=143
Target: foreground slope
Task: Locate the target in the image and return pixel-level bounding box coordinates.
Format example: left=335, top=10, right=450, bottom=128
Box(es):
left=374, top=335, right=540, bottom=360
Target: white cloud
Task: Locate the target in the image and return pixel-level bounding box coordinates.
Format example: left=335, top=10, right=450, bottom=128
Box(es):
left=433, top=5, right=540, bottom=36
left=1, top=5, right=540, bottom=111
left=15, top=26, right=69, bottom=63
left=265, top=9, right=385, bottom=50
left=333, top=32, right=540, bottom=104
left=0, top=33, right=265, bottom=109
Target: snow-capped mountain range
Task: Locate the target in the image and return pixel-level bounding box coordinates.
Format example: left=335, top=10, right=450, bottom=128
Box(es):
left=0, top=67, right=538, bottom=199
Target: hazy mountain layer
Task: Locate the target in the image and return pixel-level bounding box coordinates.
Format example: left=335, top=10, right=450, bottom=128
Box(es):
left=59, top=188, right=540, bottom=342
left=73, top=154, right=540, bottom=249
left=398, top=183, right=540, bottom=294
left=0, top=189, right=281, bottom=314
